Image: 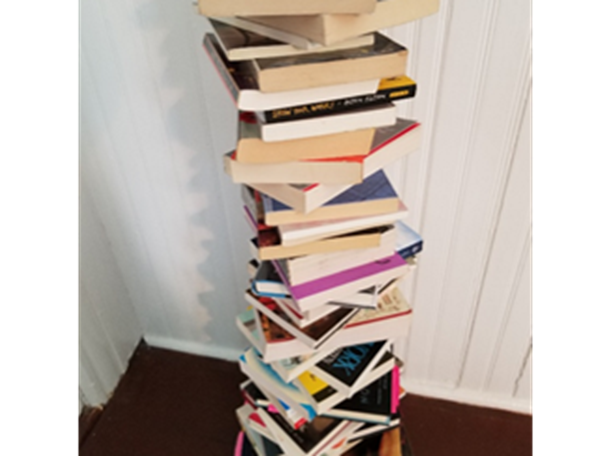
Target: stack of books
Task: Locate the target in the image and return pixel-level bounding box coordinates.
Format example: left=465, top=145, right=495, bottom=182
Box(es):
left=198, top=1, right=439, bottom=454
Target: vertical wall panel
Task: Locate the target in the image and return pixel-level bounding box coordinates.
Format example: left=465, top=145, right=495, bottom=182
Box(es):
left=80, top=0, right=531, bottom=412
left=80, top=181, right=143, bottom=406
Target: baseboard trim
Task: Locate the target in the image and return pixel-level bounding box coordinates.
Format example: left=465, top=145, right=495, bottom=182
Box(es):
left=144, top=335, right=243, bottom=362
left=403, top=378, right=532, bottom=415
left=144, top=337, right=531, bottom=415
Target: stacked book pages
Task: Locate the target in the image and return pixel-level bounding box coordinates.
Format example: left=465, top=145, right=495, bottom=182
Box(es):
left=198, top=1, right=439, bottom=454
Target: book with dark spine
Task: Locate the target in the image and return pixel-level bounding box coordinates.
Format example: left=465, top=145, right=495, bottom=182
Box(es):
left=261, top=76, right=416, bottom=124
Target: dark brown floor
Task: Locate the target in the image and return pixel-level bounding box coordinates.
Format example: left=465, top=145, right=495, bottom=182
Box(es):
left=80, top=341, right=532, bottom=456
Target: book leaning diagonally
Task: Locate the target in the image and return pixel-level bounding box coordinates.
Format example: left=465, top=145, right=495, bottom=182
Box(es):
left=224, top=119, right=421, bottom=185
left=209, top=18, right=375, bottom=60
left=245, top=0, right=440, bottom=45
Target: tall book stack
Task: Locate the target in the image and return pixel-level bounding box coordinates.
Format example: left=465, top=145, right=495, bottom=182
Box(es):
left=198, top=1, right=439, bottom=454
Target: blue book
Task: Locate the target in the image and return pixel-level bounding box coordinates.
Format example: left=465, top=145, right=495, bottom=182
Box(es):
left=395, top=221, right=423, bottom=260
left=261, top=170, right=400, bottom=226
left=251, top=261, right=290, bottom=298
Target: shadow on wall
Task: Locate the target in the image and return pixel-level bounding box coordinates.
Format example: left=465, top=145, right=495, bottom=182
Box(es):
left=130, top=0, right=250, bottom=348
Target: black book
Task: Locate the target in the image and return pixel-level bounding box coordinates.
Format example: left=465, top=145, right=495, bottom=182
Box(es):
left=323, top=371, right=393, bottom=424
left=261, top=435, right=283, bottom=456
left=261, top=76, right=417, bottom=124
left=311, top=340, right=392, bottom=396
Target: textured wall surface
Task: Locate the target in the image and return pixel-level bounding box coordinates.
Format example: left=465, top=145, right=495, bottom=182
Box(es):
left=80, top=0, right=531, bottom=412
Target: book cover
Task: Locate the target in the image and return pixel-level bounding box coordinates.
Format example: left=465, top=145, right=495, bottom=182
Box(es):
left=258, top=407, right=348, bottom=456
left=246, top=291, right=357, bottom=349
left=313, top=342, right=388, bottom=392
left=262, top=75, right=417, bottom=124
left=272, top=252, right=408, bottom=310
left=323, top=371, right=393, bottom=423
left=239, top=349, right=316, bottom=421
left=252, top=261, right=289, bottom=298
left=395, top=221, right=423, bottom=260
left=345, top=285, right=411, bottom=329
left=261, top=169, right=399, bottom=227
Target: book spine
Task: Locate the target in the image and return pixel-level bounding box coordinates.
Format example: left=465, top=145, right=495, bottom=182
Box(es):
left=397, top=240, right=423, bottom=260
left=261, top=84, right=417, bottom=124
left=203, top=35, right=239, bottom=104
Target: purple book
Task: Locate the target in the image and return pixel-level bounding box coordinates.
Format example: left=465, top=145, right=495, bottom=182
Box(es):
left=271, top=252, right=408, bottom=311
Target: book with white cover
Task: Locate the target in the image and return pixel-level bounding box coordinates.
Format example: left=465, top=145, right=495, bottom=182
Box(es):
left=276, top=226, right=397, bottom=286
left=278, top=201, right=408, bottom=247
left=257, top=103, right=396, bottom=142
left=324, top=283, right=414, bottom=351
left=239, top=348, right=317, bottom=421
left=203, top=33, right=380, bottom=111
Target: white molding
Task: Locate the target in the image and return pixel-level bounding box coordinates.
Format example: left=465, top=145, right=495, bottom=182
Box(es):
left=404, top=378, right=531, bottom=415
left=145, top=335, right=244, bottom=362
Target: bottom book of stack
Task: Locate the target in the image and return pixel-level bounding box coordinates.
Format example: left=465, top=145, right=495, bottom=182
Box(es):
left=234, top=396, right=414, bottom=456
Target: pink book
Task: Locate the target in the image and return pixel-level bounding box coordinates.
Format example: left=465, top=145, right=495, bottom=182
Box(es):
left=272, top=252, right=408, bottom=311
left=233, top=431, right=244, bottom=456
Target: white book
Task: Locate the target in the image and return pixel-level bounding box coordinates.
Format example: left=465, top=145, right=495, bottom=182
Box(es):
left=277, top=226, right=397, bottom=286
left=257, top=103, right=397, bottom=142
left=279, top=201, right=408, bottom=247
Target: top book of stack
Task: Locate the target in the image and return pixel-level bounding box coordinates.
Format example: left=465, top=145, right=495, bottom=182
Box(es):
left=229, top=0, right=440, bottom=46
left=198, top=0, right=378, bottom=17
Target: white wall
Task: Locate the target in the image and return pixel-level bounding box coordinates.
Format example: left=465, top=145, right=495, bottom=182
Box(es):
left=80, top=181, right=144, bottom=406
left=80, top=0, right=531, bottom=413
